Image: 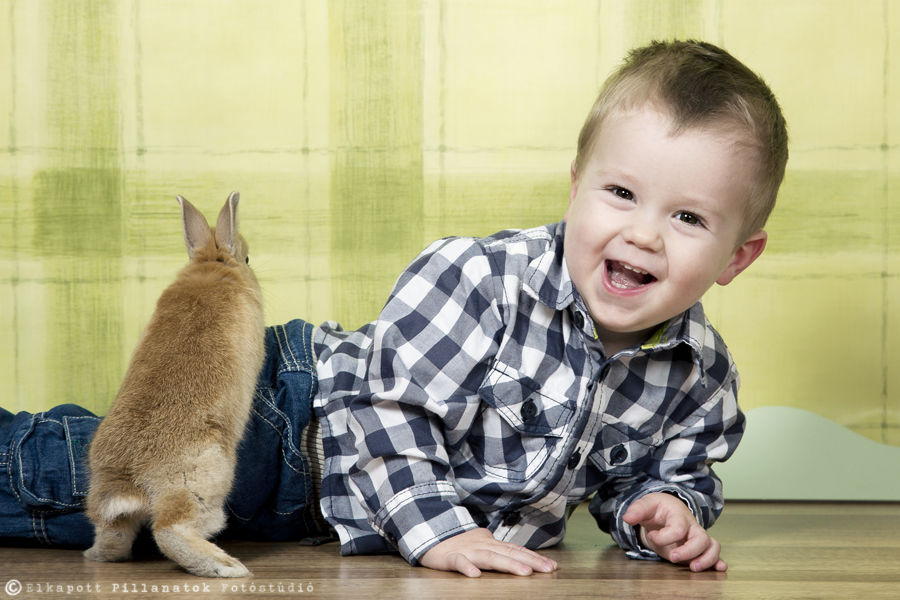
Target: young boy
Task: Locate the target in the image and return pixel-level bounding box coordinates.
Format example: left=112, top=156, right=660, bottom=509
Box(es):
left=0, top=40, right=787, bottom=577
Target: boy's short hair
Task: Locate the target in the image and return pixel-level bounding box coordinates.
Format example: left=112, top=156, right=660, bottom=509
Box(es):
left=575, top=40, right=789, bottom=242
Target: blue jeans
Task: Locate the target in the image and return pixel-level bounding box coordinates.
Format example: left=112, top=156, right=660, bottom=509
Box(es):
left=0, top=319, right=322, bottom=548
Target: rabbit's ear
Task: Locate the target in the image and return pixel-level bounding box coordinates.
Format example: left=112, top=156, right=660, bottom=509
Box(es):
left=177, top=195, right=212, bottom=259
left=215, top=191, right=239, bottom=256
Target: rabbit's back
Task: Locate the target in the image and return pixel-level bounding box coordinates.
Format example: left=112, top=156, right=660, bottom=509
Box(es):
left=91, top=258, right=264, bottom=472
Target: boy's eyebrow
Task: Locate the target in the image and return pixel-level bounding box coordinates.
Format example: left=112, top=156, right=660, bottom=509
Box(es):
left=676, top=194, right=733, bottom=225
left=590, top=163, right=634, bottom=183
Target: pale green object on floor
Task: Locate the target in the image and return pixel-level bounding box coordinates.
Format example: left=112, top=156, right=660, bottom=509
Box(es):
left=717, top=406, right=900, bottom=501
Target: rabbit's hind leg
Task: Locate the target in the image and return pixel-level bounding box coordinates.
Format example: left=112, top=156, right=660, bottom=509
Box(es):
left=151, top=488, right=250, bottom=578
left=84, top=486, right=147, bottom=562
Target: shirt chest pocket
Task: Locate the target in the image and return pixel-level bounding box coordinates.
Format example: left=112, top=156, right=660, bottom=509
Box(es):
left=588, top=420, right=658, bottom=478
left=472, top=363, right=574, bottom=482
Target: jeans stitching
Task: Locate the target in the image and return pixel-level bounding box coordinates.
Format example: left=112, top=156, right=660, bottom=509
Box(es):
left=7, top=438, right=20, bottom=503
left=255, top=392, right=307, bottom=476
left=278, top=325, right=298, bottom=366
left=274, top=322, right=315, bottom=375
left=32, top=513, right=48, bottom=545
left=63, top=416, right=100, bottom=497
left=275, top=325, right=302, bottom=372
left=13, top=417, right=83, bottom=508
left=280, top=321, right=316, bottom=514
left=300, top=321, right=313, bottom=367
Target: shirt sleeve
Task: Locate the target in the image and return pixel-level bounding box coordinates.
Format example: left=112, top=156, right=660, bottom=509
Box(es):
left=344, top=236, right=505, bottom=564
left=588, top=363, right=745, bottom=560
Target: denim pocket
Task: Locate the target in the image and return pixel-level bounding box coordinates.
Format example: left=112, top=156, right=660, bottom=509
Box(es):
left=11, top=407, right=100, bottom=511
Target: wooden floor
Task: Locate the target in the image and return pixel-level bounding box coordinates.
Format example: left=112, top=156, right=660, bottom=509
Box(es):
left=1, top=502, right=898, bottom=599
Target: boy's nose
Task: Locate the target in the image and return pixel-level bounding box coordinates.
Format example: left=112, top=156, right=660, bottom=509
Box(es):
left=622, top=218, right=663, bottom=252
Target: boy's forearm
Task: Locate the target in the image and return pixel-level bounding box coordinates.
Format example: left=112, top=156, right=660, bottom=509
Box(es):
left=347, top=399, right=481, bottom=563
left=364, top=480, right=480, bottom=564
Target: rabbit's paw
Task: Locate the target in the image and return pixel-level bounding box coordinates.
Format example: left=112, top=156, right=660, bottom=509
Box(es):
left=83, top=528, right=136, bottom=563
left=84, top=542, right=132, bottom=563
left=213, top=561, right=252, bottom=579
left=188, top=555, right=251, bottom=579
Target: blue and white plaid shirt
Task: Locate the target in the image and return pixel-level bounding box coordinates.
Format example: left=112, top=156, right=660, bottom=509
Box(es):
left=313, top=222, right=745, bottom=565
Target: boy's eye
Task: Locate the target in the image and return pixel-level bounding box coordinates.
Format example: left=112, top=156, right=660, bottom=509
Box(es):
left=677, top=212, right=701, bottom=226
left=612, top=187, right=634, bottom=201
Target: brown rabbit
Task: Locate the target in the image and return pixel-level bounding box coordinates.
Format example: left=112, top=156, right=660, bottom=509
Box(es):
left=84, top=192, right=265, bottom=578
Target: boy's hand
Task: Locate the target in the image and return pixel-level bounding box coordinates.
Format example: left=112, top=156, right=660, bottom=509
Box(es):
left=622, top=492, right=727, bottom=572
left=418, top=527, right=558, bottom=578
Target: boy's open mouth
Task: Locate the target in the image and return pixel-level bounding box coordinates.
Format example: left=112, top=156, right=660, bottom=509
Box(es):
left=607, top=260, right=656, bottom=290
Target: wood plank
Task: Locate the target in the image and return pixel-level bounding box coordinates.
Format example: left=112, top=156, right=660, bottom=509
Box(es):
left=0, top=502, right=898, bottom=599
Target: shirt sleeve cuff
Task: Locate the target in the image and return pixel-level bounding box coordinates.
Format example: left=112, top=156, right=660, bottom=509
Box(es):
left=370, top=481, right=479, bottom=565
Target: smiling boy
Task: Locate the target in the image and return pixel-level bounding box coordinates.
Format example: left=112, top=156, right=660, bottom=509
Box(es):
left=333, top=40, right=787, bottom=576
left=0, top=40, right=787, bottom=579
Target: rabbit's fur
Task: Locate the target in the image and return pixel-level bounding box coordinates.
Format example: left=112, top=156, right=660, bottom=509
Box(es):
left=84, top=192, right=265, bottom=578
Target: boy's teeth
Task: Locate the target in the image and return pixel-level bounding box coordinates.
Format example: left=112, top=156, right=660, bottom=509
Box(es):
left=622, top=263, right=648, bottom=275
left=607, top=260, right=654, bottom=289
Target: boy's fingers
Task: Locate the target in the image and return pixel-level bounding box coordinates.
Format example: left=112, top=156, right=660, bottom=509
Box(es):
left=688, top=538, right=725, bottom=572
left=467, top=548, right=553, bottom=577
left=445, top=553, right=482, bottom=578
left=482, top=552, right=535, bottom=576
left=499, top=542, right=551, bottom=562
left=622, top=500, right=655, bottom=525
left=646, top=522, right=689, bottom=548
left=669, top=529, right=720, bottom=568
left=476, top=539, right=557, bottom=573
left=494, top=547, right=558, bottom=574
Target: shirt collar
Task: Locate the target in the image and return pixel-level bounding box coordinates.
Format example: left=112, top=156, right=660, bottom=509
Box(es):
left=639, top=302, right=713, bottom=386
left=522, top=221, right=576, bottom=310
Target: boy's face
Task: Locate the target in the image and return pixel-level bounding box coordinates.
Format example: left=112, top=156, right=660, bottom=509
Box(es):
left=564, top=107, right=767, bottom=352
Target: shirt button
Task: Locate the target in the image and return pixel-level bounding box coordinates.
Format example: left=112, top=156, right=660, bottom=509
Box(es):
left=503, top=511, right=522, bottom=527
left=520, top=399, right=538, bottom=422
left=610, top=444, right=629, bottom=465
left=567, top=449, right=582, bottom=470
left=573, top=311, right=585, bottom=330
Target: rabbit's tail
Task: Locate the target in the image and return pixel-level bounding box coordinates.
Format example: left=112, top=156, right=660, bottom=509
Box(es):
left=84, top=479, right=148, bottom=563
left=151, top=488, right=250, bottom=578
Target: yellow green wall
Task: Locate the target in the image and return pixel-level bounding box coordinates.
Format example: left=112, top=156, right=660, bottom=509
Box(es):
left=1, top=1, right=897, bottom=499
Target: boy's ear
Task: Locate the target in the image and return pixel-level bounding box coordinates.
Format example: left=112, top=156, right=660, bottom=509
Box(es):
left=565, top=161, right=578, bottom=222
left=569, top=160, right=578, bottom=201
left=716, top=230, right=767, bottom=286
